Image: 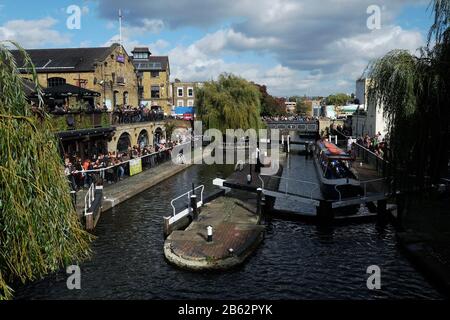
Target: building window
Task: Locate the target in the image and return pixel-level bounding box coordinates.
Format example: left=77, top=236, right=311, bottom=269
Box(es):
left=187, top=99, right=194, bottom=107
left=75, top=79, right=88, bottom=88
left=134, top=52, right=149, bottom=59
left=177, top=100, right=184, bottom=107
left=177, top=87, right=183, bottom=97
left=187, top=87, right=194, bottom=97
left=151, top=71, right=159, bottom=78
left=123, top=91, right=129, bottom=105
left=47, top=77, right=66, bottom=88
left=151, top=85, right=160, bottom=98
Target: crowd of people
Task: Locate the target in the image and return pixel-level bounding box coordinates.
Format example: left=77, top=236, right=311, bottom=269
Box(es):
left=63, top=138, right=186, bottom=191
left=112, top=105, right=165, bottom=124
left=47, top=101, right=167, bottom=125
left=356, top=132, right=387, bottom=158
left=262, top=115, right=318, bottom=122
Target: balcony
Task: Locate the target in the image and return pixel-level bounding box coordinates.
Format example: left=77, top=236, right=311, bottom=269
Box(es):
left=49, top=111, right=112, bottom=132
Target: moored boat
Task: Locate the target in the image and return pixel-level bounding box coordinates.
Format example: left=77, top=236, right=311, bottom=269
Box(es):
left=313, top=139, right=361, bottom=200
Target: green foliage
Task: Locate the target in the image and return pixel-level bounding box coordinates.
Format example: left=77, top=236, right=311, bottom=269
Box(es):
left=0, top=41, right=92, bottom=299
left=195, top=74, right=263, bottom=131
left=164, top=121, right=176, bottom=140
left=325, top=93, right=351, bottom=106
left=366, top=0, right=450, bottom=186
left=257, top=84, right=285, bottom=116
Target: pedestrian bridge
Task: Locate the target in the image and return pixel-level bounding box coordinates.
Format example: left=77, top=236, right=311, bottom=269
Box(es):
left=265, top=120, right=319, bottom=146
left=265, top=120, right=319, bottom=135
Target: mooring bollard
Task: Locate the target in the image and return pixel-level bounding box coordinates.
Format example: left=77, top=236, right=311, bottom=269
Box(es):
left=207, top=225, right=213, bottom=242
left=70, top=190, right=77, bottom=208
left=191, top=194, right=198, bottom=220
left=163, top=216, right=171, bottom=238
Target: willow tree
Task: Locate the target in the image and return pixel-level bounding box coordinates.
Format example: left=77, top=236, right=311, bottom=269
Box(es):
left=366, top=0, right=450, bottom=188
left=0, top=42, right=92, bottom=299
left=195, top=73, right=263, bottom=132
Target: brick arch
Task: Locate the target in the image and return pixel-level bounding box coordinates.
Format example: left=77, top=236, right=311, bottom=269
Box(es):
left=117, top=132, right=132, bottom=152
left=137, top=129, right=150, bottom=147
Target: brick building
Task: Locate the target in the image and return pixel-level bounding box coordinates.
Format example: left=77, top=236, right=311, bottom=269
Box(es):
left=12, top=43, right=139, bottom=110
left=131, top=47, right=172, bottom=115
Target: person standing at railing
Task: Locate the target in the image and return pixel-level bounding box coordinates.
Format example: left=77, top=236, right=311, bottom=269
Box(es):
left=114, top=158, right=125, bottom=181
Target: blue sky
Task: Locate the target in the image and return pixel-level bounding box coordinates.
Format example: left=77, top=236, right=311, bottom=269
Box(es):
left=0, top=0, right=434, bottom=97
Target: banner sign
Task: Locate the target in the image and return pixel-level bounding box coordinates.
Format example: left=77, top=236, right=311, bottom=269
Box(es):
left=116, top=55, right=125, bottom=63
left=129, top=158, right=142, bottom=176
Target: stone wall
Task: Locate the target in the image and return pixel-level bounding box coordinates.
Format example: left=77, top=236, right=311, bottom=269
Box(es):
left=108, top=121, right=166, bottom=152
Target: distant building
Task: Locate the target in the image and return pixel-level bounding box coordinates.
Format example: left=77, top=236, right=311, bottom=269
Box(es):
left=285, top=101, right=297, bottom=113
left=324, top=105, right=337, bottom=119
left=355, top=78, right=371, bottom=109
left=172, top=79, right=204, bottom=117
left=352, top=78, right=388, bottom=137
left=131, top=47, right=172, bottom=115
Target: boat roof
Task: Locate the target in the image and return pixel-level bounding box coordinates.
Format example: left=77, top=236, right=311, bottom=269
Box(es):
left=318, top=141, right=353, bottom=160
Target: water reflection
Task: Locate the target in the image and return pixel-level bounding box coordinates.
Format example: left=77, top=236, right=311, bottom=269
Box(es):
left=13, top=158, right=443, bottom=300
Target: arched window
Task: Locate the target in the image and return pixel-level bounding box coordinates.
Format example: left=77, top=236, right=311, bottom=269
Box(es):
left=117, top=132, right=131, bottom=153
left=47, top=77, right=66, bottom=88
left=137, top=130, right=149, bottom=148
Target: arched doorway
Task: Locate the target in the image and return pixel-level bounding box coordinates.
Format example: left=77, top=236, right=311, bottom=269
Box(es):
left=137, top=130, right=149, bottom=148
left=154, top=127, right=163, bottom=145
left=117, top=132, right=131, bottom=153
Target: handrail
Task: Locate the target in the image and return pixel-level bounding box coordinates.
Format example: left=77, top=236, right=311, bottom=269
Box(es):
left=170, top=185, right=205, bottom=217
left=334, top=128, right=387, bottom=163
left=334, top=177, right=390, bottom=202
left=259, top=174, right=320, bottom=200
left=84, top=183, right=95, bottom=216
left=70, top=141, right=192, bottom=175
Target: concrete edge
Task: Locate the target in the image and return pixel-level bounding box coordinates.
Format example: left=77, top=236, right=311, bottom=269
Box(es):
left=164, top=231, right=265, bottom=271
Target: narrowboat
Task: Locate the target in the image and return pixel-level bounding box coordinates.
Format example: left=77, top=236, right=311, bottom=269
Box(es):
left=313, top=140, right=361, bottom=200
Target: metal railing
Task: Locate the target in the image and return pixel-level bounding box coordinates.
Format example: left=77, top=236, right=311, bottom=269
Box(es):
left=258, top=174, right=320, bottom=200
left=67, top=141, right=193, bottom=188
left=169, top=185, right=205, bottom=223
left=352, top=142, right=387, bottom=175
left=334, top=177, right=390, bottom=202
left=84, top=183, right=95, bottom=216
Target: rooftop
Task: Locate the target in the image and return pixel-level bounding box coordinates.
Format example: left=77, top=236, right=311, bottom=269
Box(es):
left=11, top=44, right=123, bottom=73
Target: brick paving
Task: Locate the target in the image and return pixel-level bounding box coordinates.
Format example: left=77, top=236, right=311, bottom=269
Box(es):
left=166, top=196, right=264, bottom=262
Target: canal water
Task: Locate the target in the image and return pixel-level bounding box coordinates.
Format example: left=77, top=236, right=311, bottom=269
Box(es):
left=14, top=153, right=442, bottom=299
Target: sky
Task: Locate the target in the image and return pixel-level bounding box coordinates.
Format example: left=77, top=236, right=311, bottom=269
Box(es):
left=0, top=0, right=435, bottom=97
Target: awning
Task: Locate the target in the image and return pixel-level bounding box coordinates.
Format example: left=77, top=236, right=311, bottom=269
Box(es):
left=57, top=127, right=115, bottom=140
left=173, top=106, right=195, bottom=115
left=33, top=84, right=101, bottom=98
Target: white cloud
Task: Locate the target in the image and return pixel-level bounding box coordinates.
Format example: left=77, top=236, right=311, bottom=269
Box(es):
left=0, top=18, right=70, bottom=48
left=97, top=0, right=427, bottom=95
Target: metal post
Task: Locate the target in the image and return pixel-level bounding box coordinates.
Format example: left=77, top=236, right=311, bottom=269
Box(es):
left=70, top=190, right=76, bottom=208
left=287, top=135, right=290, bottom=153
left=256, top=188, right=262, bottom=222
left=207, top=225, right=213, bottom=242
left=377, top=199, right=387, bottom=219
left=317, top=200, right=333, bottom=223
left=163, top=216, right=171, bottom=238
left=191, top=194, right=198, bottom=221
